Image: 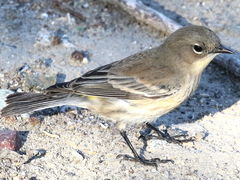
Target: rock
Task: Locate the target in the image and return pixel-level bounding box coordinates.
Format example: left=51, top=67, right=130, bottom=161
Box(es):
left=56, top=73, right=66, bottom=83
left=40, top=12, right=48, bottom=19
left=82, top=3, right=89, bottom=9
left=51, top=29, right=64, bottom=46
left=44, top=58, right=53, bottom=67
left=0, top=129, right=21, bottom=151
left=17, top=63, right=30, bottom=74
left=28, top=117, right=42, bottom=127
left=42, top=58, right=53, bottom=68
left=69, top=50, right=89, bottom=66
left=51, top=35, right=62, bottom=46
left=24, top=149, right=46, bottom=164
left=35, top=28, right=67, bottom=47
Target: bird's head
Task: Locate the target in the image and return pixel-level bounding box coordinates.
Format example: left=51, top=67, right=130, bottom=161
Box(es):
left=163, top=25, right=233, bottom=73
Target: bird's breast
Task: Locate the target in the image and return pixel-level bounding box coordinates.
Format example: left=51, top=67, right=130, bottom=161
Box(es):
left=85, top=74, right=201, bottom=125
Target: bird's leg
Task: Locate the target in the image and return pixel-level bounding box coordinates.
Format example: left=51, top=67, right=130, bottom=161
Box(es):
left=117, top=130, right=173, bottom=167
left=141, top=123, right=195, bottom=144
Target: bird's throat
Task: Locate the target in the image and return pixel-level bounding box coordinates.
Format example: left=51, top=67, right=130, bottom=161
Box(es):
left=190, top=54, right=218, bottom=75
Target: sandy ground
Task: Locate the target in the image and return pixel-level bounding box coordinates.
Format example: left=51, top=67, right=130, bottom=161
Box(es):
left=0, top=0, right=240, bottom=179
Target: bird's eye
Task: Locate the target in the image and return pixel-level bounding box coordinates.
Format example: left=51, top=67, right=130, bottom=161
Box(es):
left=192, top=44, right=203, bottom=54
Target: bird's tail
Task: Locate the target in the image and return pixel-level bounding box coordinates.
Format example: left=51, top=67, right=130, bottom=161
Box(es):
left=1, top=92, right=69, bottom=116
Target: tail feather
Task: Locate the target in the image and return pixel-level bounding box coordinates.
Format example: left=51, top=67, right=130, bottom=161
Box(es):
left=1, top=92, right=69, bottom=116
left=6, top=93, right=48, bottom=103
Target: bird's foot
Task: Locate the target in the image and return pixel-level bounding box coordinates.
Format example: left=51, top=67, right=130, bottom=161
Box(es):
left=118, top=130, right=173, bottom=167
left=139, top=123, right=195, bottom=145
left=116, top=154, right=173, bottom=167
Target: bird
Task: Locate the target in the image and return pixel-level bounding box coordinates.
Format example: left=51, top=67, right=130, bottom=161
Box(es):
left=0, top=25, right=233, bottom=166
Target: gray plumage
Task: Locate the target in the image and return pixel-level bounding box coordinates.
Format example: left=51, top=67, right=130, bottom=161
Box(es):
left=1, top=25, right=232, bottom=130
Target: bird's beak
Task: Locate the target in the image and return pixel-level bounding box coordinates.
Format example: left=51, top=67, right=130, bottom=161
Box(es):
left=213, top=45, right=233, bottom=54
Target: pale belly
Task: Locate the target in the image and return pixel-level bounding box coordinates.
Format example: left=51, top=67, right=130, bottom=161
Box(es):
left=86, top=88, right=193, bottom=126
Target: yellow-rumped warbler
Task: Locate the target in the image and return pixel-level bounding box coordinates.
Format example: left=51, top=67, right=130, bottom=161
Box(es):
left=1, top=25, right=233, bottom=166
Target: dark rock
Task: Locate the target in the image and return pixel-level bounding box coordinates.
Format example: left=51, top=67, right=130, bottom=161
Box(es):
left=69, top=50, right=89, bottom=66
left=56, top=73, right=66, bottom=83
left=0, top=129, right=21, bottom=151
left=18, top=63, right=30, bottom=73
left=51, top=29, right=65, bottom=46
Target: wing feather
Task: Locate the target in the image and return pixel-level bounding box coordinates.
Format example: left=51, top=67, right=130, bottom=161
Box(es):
left=46, top=53, right=180, bottom=99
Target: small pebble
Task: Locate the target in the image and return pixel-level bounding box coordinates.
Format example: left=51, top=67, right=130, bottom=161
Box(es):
left=40, top=12, right=48, bottom=19
left=21, top=113, right=30, bottom=119
left=69, top=50, right=89, bottom=66
left=44, top=58, right=53, bottom=67
left=29, top=117, right=41, bottom=127
left=0, top=129, right=21, bottom=151
left=18, top=63, right=30, bottom=73
left=56, top=72, right=66, bottom=83
left=82, top=3, right=89, bottom=8
left=24, top=149, right=46, bottom=164
left=71, top=50, right=84, bottom=60
left=51, top=35, right=62, bottom=46
left=99, top=121, right=109, bottom=129
left=82, top=57, right=89, bottom=64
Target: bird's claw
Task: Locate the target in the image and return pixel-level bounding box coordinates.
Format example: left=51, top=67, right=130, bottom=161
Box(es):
left=116, top=154, right=173, bottom=168
left=141, top=123, right=196, bottom=145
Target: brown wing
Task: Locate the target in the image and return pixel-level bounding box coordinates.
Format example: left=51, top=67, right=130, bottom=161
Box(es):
left=46, top=49, right=181, bottom=99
